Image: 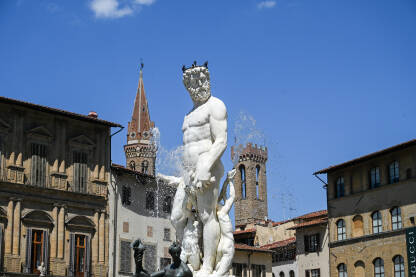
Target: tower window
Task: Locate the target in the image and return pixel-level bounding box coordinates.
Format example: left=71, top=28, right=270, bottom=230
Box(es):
left=142, top=160, right=149, bottom=174
left=129, top=161, right=136, bottom=171
left=256, top=165, right=260, bottom=199
left=240, top=165, right=246, bottom=199
left=146, top=191, right=155, bottom=210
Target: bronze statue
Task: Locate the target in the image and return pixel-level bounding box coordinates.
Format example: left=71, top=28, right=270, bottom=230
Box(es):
left=151, top=242, right=193, bottom=277
left=131, top=239, right=150, bottom=277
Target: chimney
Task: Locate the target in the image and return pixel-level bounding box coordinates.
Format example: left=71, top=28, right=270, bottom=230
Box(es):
left=88, top=111, right=98, bottom=118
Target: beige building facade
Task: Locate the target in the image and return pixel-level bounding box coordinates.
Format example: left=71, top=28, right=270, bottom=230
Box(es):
left=0, top=96, right=121, bottom=276
left=315, top=139, right=416, bottom=277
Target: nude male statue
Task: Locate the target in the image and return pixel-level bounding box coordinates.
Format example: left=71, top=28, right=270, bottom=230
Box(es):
left=182, top=63, right=228, bottom=276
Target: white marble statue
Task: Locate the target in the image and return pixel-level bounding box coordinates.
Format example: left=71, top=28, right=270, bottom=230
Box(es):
left=158, top=62, right=234, bottom=277
left=37, top=262, right=47, bottom=277
left=181, top=210, right=203, bottom=272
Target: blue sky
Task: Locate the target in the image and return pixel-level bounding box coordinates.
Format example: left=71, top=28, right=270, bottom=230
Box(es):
left=1, top=0, right=415, bottom=221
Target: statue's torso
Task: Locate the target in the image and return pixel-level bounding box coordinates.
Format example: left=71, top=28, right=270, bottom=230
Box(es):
left=182, top=98, right=213, bottom=167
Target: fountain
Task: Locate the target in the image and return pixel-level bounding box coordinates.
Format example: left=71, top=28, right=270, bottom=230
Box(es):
left=134, top=61, right=236, bottom=277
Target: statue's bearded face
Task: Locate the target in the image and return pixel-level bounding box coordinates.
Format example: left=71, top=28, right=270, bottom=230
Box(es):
left=183, top=67, right=211, bottom=103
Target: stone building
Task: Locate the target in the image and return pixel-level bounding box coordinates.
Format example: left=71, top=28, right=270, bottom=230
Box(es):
left=124, top=66, right=156, bottom=177
left=0, top=96, right=121, bottom=276
left=232, top=143, right=268, bottom=226
left=288, top=210, right=329, bottom=277
left=314, top=138, right=416, bottom=276
left=108, top=164, right=175, bottom=277
left=108, top=68, right=176, bottom=277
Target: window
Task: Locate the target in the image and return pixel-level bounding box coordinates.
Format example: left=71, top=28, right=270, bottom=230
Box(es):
left=335, top=177, right=345, bottom=198
left=389, top=161, right=399, bottom=183
left=338, top=263, right=347, bottom=277
left=306, top=269, right=320, bottom=277
left=31, top=230, right=44, bottom=273
left=31, top=143, right=47, bottom=187
left=163, top=196, right=172, bottom=213
left=146, top=191, right=155, bottom=210
left=25, top=229, right=49, bottom=274
left=129, top=161, right=136, bottom=171
left=373, top=258, right=384, bottom=277
left=163, top=228, right=171, bottom=241
left=391, top=207, right=402, bottom=230
left=372, top=211, right=382, bottom=234
left=251, top=264, right=266, bottom=277
left=289, top=271, right=294, bottom=277
left=240, top=165, right=246, bottom=199
left=304, top=234, right=320, bottom=252
left=73, top=151, right=87, bottom=193
left=256, top=165, right=260, bottom=199
left=68, top=233, right=90, bottom=277
left=141, top=160, right=149, bottom=174
left=147, top=226, right=153, bottom=237
left=279, top=272, right=284, bottom=277
left=122, top=186, right=131, bottom=206
left=232, top=263, right=247, bottom=277
left=272, top=243, right=296, bottom=262
left=160, top=258, right=171, bottom=269
left=120, top=240, right=132, bottom=273
left=393, top=255, right=404, bottom=277
left=337, top=219, right=346, bottom=240
left=370, top=167, right=380, bottom=188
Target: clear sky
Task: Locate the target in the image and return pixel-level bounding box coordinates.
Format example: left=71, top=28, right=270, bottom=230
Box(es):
left=1, top=0, right=415, bottom=221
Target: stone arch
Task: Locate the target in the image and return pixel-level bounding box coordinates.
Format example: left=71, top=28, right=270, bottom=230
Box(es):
left=352, top=215, right=364, bottom=237
left=65, top=215, right=95, bottom=232
left=354, top=260, right=365, bottom=277
left=22, top=210, right=54, bottom=228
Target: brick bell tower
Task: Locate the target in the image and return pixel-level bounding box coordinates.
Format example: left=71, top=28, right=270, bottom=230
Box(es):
left=124, top=64, right=156, bottom=176
left=231, top=143, right=268, bottom=226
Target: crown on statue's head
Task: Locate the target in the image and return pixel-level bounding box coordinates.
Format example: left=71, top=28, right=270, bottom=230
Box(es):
left=182, top=60, right=208, bottom=72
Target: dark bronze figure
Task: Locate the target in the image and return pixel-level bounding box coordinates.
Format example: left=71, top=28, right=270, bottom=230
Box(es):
left=131, top=239, right=150, bottom=277
left=151, top=242, right=193, bottom=277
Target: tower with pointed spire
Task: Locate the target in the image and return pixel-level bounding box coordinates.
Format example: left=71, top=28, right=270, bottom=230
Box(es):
left=124, top=64, right=156, bottom=176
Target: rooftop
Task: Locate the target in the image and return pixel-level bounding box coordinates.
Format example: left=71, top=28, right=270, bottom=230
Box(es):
left=261, top=237, right=296, bottom=250
left=314, top=138, right=416, bottom=174
left=233, top=228, right=256, bottom=235
left=0, top=96, right=122, bottom=128
left=293, top=210, right=327, bottom=220
left=234, top=243, right=273, bottom=253
left=111, top=163, right=155, bottom=179
left=288, top=217, right=328, bottom=230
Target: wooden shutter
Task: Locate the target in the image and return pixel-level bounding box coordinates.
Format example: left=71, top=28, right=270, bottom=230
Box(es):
left=74, top=154, right=80, bottom=192
left=316, top=233, right=321, bottom=252
left=25, top=228, right=33, bottom=273
left=0, top=224, right=3, bottom=271
left=84, top=236, right=91, bottom=277
left=42, top=230, right=49, bottom=273
left=69, top=233, right=75, bottom=276
left=304, top=235, right=309, bottom=253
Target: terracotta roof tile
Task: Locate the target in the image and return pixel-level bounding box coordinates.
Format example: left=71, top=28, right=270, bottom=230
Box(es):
left=233, top=228, right=256, bottom=235
left=289, top=217, right=328, bottom=230
left=293, top=210, right=327, bottom=220
left=0, top=96, right=122, bottom=127
left=314, top=138, right=416, bottom=174
left=261, top=237, right=296, bottom=250
left=234, top=243, right=273, bottom=253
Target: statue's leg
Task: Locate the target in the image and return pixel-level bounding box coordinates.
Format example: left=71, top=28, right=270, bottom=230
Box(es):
left=200, top=213, right=220, bottom=274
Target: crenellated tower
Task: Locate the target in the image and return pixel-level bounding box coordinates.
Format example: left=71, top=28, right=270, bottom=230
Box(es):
left=231, top=143, right=268, bottom=226
left=124, top=65, right=156, bottom=176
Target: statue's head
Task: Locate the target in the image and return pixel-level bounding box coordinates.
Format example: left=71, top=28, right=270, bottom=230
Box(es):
left=182, top=61, right=211, bottom=104
left=168, top=241, right=182, bottom=260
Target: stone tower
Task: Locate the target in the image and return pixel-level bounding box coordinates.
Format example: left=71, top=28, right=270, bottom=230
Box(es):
left=124, top=66, right=156, bottom=176
left=231, top=143, right=268, bottom=226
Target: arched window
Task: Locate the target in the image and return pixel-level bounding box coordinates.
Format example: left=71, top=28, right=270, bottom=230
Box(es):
left=141, top=160, right=149, bottom=174
left=240, top=165, right=246, bottom=199
left=391, top=207, right=402, bottom=230
left=129, top=160, right=136, bottom=171
left=256, top=165, right=260, bottom=199
left=337, top=263, right=347, bottom=277
left=372, top=211, right=382, bottom=234
left=337, top=219, right=346, bottom=240
left=352, top=215, right=364, bottom=237
left=389, top=161, right=399, bottom=183
left=289, top=271, right=295, bottom=277
left=335, top=176, right=345, bottom=198
left=393, top=255, right=404, bottom=277
left=279, top=272, right=284, bottom=277
left=373, top=258, right=384, bottom=277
